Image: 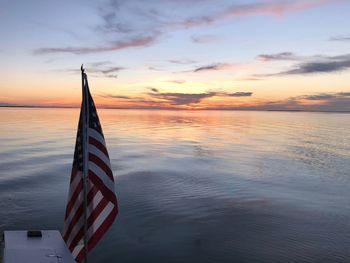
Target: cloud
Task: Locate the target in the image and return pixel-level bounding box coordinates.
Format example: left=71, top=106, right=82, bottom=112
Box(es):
left=329, top=35, right=350, bottom=41
left=104, top=74, right=119, bottom=79
left=191, top=34, right=222, bottom=44
left=229, top=92, right=253, bottom=97
left=272, top=91, right=350, bottom=111
left=100, top=94, right=131, bottom=99
left=147, top=90, right=253, bottom=105
left=256, top=52, right=299, bottom=61
left=89, top=61, right=112, bottom=67
left=61, top=63, right=124, bottom=79
left=222, top=0, right=336, bottom=17
left=236, top=77, right=262, bottom=81
left=34, top=34, right=160, bottom=55
left=33, top=0, right=337, bottom=55
left=97, top=1, right=134, bottom=34
left=165, top=80, right=186, bottom=84
left=100, top=88, right=254, bottom=107
left=278, top=54, right=350, bottom=75
left=258, top=53, right=350, bottom=76
left=168, top=59, right=197, bottom=64
left=266, top=91, right=350, bottom=111
left=93, top=65, right=124, bottom=78
left=204, top=91, right=350, bottom=112
left=99, top=92, right=174, bottom=109
left=299, top=94, right=335, bottom=100
left=148, top=87, right=159, bottom=93
left=98, top=90, right=350, bottom=111
left=149, top=91, right=218, bottom=105
left=180, top=0, right=337, bottom=28
left=193, top=63, right=243, bottom=72
left=148, top=66, right=164, bottom=71
left=6, top=90, right=350, bottom=111
left=296, top=92, right=350, bottom=101
left=100, top=66, right=125, bottom=74
left=338, top=92, right=350, bottom=96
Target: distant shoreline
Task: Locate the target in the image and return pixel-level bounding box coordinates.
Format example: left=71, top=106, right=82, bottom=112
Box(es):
left=1, top=105, right=349, bottom=113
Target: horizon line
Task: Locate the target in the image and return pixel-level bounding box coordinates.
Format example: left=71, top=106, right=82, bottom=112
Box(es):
left=1, top=105, right=350, bottom=113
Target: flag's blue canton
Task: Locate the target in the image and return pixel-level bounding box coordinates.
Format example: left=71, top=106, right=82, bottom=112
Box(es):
left=72, top=89, right=102, bottom=172
left=73, top=111, right=84, bottom=171
left=87, top=91, right=103, bottom=135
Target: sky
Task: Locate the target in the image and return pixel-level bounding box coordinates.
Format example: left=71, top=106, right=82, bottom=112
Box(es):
left=1, top=0, right=350, bottom=111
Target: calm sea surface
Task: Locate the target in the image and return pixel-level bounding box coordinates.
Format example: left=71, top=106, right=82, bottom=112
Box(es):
left=0, top=108, right=350, bottom=263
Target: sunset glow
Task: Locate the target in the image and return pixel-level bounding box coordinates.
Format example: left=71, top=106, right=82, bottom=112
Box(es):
left=1, top=0, right=350, bottom=111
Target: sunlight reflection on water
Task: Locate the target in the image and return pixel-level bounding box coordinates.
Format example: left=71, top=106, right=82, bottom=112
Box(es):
left=0, top=108, right=350, bottom=263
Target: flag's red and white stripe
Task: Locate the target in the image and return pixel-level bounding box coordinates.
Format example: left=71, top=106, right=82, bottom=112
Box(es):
left=64, top=71, right=118, bottom=262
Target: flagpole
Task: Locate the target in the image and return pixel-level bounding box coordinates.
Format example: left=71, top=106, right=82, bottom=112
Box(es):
left=81, top=64, right=89, bottom=263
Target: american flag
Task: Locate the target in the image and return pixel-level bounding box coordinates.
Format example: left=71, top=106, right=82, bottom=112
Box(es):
left=63, top=69, right=118, bottom=262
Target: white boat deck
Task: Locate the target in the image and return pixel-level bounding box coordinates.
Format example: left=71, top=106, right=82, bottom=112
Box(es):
left=2, top=230, right=75, bottom=263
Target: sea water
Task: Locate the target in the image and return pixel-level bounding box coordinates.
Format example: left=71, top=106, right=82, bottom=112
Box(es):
left=0, top=108, right=350, bottom=263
